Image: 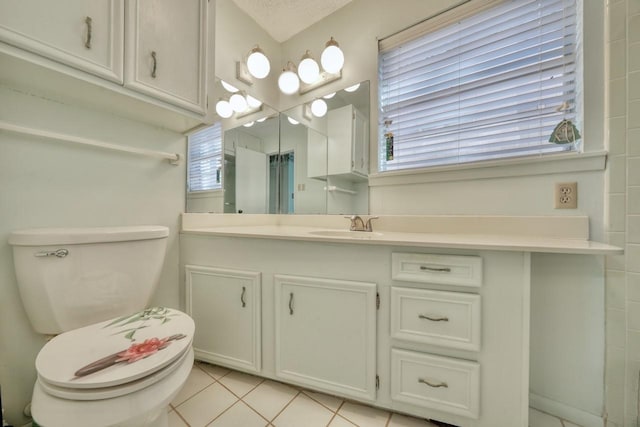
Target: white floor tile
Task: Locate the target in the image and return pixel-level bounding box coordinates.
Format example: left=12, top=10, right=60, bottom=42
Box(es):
left=529, top=408, right=563, bottom=427
left=272, top=393, right=335, bottom=427
left=168, top=410, right=188, bottom=427
left=388, top=412, right=438, bottom=427
left=208, top=401, right=269, bottom=427
left=243, top=380, right=299, bottom=421
left=338, top=401, right=391, bottom=427
left=172, top=366, right=216, bottom=406
left=217, top=370, right=264, bottom=397
left=302, top=389, right=344, bottom=412
left=327, top=414, right=357, bottom=426
left=175, top=382, right=238, bottom=427
left=198, top=362, right=232, bottom=379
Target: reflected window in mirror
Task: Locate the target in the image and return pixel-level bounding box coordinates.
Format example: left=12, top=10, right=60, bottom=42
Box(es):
left=187, top=123, right=223, bottom=192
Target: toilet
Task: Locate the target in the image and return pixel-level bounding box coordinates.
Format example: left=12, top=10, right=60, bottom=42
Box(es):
left=9, top=226, right=195, bottom=427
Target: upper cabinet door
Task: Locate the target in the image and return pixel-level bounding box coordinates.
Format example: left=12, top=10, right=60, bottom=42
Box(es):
left=0, top=0, right=124, bottom=83
left=125, top=0, right=208, bottom=114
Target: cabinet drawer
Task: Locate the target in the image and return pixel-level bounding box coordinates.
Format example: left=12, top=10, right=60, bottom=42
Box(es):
left=391, top=349, right=480, bottom=419
left=391, top=287, right=481, bottom=351
left=392, top=253, right=482, bottom=287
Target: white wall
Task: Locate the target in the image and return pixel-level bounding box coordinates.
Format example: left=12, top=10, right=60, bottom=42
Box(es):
left=0, top=85, right=185, bottom=425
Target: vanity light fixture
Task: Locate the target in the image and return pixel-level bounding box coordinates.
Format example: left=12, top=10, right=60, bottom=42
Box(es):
left=321, top=37, right=344, bottom=74
left=220, top=80, right=239, bottom=93
left=246, top=46, right=270, bottom=79
left=344, top=83, right=360, bottom=92
left=297, top=50, right=320, bottom=84
left=246, top=94, right=262, bottom=109
left=229, top=93, right=249, bottom=113
left=310, top=99, right=328, bottom=117
left=278, top=62, right=301, bottom=95
left=215, top=99, right=233, bottom=118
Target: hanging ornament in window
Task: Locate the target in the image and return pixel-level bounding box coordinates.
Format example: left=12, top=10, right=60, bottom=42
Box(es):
left=549, top=102, right=581, bottom=144
left=384, top=119, right=394, bottom=161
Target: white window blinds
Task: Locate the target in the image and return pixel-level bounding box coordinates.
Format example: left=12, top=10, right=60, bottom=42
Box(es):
left=187, top=123, right=223, bottom=192
left=378, top=0, right=580, bottom=172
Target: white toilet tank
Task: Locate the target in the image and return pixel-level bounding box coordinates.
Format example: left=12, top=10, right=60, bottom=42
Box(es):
left=9, top=226, right=169, bottom=335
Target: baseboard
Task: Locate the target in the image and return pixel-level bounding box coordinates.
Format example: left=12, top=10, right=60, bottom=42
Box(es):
left=530, top=393, right=604, bottom=427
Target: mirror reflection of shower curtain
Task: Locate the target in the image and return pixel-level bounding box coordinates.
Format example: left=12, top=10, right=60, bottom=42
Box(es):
left=269, top=152, right=294, bottom=214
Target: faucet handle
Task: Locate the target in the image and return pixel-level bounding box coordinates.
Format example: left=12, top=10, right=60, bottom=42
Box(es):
left=365, top=216, right=379, bottom=232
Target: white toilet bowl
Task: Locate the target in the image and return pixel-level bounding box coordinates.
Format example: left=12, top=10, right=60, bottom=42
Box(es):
left=30, top=307, right=195, bottom=427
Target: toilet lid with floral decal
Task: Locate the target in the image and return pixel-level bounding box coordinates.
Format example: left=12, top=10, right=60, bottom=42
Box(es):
left=36, top=307, right=194, bottom=394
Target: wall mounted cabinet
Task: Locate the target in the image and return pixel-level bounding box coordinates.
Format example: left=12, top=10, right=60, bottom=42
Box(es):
left=0, top=0, right=209, bottom=122
left=327, top=104, right=369, bottom=179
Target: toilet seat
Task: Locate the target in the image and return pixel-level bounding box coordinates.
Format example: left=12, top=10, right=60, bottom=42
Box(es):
left=35, top=307, right=194, bottom=401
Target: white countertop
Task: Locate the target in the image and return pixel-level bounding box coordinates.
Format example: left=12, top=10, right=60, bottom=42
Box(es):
left=181, top=214, right=623, bottom=255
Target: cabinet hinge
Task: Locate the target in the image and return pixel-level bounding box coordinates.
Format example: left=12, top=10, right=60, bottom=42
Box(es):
left=206, top=95, right=209, bottom=108
left=376, top=375, right=380, bottom=389
left=376, top=292, right=380, bottom=310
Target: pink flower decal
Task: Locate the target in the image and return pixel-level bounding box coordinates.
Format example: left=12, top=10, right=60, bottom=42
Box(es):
left=116, top=337, right=171, bottom=363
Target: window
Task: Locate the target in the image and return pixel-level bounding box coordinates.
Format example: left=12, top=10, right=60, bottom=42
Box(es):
left=378, top=0, right=580, bottom=172
left=187, top=123, right=223, bottom=192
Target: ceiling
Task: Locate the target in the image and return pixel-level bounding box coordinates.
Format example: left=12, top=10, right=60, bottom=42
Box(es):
left=231, top=0, right=353, bottom=43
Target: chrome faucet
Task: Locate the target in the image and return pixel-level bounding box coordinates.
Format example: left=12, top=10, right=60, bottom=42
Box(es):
left=345, top=215, right=379, bottom=232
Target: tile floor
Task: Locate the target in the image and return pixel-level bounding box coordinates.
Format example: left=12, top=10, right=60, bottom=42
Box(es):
left=168, top=361, right=583, bottom=427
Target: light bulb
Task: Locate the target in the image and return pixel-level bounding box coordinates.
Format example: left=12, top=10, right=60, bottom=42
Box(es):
left=311, top=99, right=328, bottom=117
left=215, top=100, right=233, bottom=118
left=257, top=117, right=267, bottom=122
left=246, top=95, right=262, bottom=109
left=246, top=46, right=270, bottom=79
left=243, top=121, right=255, bottom=127
left=344, top=83, right=360, bottom=92
left=220, top=80, right=239, bottom=93
left=287, top=117, right=299, bottom=125
left=321, top=37, right=344, bottom=74
left=278, top=63, right=300, bottom=95
left=230, top=93, right=248, bottom=112
left=298, top=51, right=320, bottom=84
left=323, top=92, right=336, bottom=99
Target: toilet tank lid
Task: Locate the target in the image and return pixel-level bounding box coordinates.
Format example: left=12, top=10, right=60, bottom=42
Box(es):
left=8, top=225, right=169, bottom=246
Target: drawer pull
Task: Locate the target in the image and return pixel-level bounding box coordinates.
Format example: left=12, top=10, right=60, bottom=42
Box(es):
left=151, top=51, right=157, bottom=78
left=420, top=265, right=451, bottom=273
left=418, top=314, right=449, bottom=322
left=418, top=378, right=449, bottom=388
left=240, top=286, right=246, bottom=308
left=289, top=292, right=294, bottom=315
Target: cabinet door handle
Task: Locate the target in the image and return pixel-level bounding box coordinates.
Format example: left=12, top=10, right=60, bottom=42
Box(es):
left=288, top=292, right=294, bottom=315
left=418, top=314, right=449, bottom=322
left=240, top=286, right=246, bottom=308
left=151, top=51, right=157, bottom=78
left=419, top=265, right=451, bottom=273
left=84, top=16, right=92, bottom=49
left=418, top=378, right=448, bottom=388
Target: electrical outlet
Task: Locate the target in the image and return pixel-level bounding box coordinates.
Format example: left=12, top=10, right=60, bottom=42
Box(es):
left=555, top=182, right=577, bottom=209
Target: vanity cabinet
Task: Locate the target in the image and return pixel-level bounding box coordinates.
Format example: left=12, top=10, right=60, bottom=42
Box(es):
left=124, top=0, right=208, bottom=114
left=0, top=0, right=124, bottom=83
left=274, top=275, right=377, bottom=401
left=327, top=104, right=369, bottom=179
left=185, top=265, right=262, bottom=373
left=0, top=0, right=208, bottom=117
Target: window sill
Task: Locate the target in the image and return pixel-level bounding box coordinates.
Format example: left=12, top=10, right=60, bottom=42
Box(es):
left=187, top=189, right=223, bottom=199
left=368, top=151, right=608, bottom=187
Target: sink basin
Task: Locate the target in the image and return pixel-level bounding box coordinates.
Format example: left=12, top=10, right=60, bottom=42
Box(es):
left=308, top=230, right=383, bottom=239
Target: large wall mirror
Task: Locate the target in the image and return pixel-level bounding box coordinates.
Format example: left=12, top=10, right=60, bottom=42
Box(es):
left=186, top=80, right=370, bottom=215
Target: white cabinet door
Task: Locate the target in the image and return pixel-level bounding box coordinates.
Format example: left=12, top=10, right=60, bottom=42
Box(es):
left=327, top=104, right=368, bottom=178
left=125, top=0, right=208, bottom=114
left=274, top=274, right=377, bottom=401
left=0, top=0, right=124, bottom=82
left=186, top=265, right=261, bottom=373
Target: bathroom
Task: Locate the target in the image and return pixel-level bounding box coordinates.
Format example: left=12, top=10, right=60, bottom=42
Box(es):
left=0, top=0, right=638, bottom=426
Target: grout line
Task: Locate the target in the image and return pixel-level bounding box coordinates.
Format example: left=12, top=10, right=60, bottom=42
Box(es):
left=174, top=408, right=192, bottom=427
left=216, top=373, right=265, bottom=399
left=173, top=380, right=217, bottom=409
left=300, top=388, right=345, bottom=413
left=240, top=384, right=296, bottom=424
left=204, top=399, right=243, bottom=427
left=268, top=390, right=302, bottom=423
left=384, top=410, right=392, bottom=427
